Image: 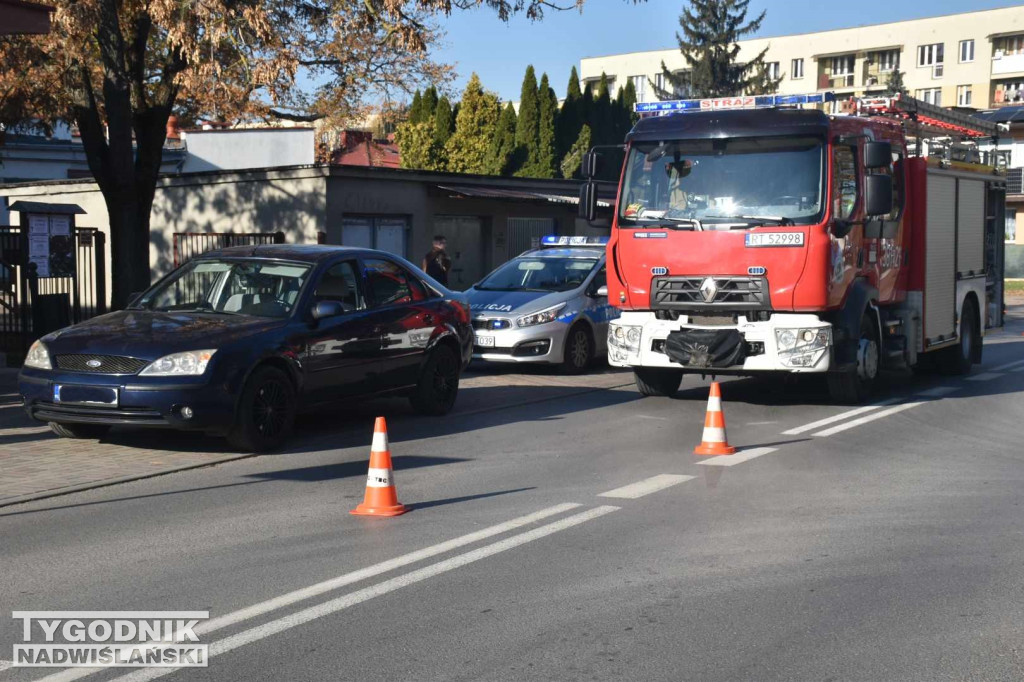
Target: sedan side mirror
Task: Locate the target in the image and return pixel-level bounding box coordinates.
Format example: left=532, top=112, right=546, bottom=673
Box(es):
left=312, top=300, right=345, bottom=320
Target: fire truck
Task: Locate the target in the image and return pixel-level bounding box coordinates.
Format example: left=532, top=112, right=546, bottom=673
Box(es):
left=578, top=92, right=1006, bottom=402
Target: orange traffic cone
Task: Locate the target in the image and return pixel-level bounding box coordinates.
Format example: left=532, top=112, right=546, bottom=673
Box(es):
left=694, top=382, right=736, bottom=456
left=351, top=417, right=407, bottom=517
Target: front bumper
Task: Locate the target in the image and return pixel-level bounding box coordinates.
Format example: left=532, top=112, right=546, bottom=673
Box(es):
left=607, top=311, right=832, bottom=374
left=19, top=368, right=236, bottom=433
left=471, top=319, right=569, bottom=364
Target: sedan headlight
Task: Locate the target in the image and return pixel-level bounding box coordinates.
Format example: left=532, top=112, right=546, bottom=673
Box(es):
left=140, top=350, right=217, bottom=376
left=24, top=340, right=52, bottom=370
left=516, top=303, right=566, bottom=328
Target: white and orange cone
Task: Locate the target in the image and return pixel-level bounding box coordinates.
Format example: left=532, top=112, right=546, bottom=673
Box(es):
left=351, top=417, right=407, bottom=517
left=694, top=381, right=736, bottom=456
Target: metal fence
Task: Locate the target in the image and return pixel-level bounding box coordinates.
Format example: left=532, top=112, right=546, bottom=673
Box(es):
left=0, top=226, right=106, bottom=356
left=1007, top=168, right=1022, bottom=196
left=172, top=231, right=286, bottom=268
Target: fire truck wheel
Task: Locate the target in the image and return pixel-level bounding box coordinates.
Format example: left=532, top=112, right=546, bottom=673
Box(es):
left=561, top=324, right=594, bottom=375
left=633, top=368, right=684, bottom=397
left=939, top=297, right=979, bottom=376
left=827, top=313, right=879, bottom=404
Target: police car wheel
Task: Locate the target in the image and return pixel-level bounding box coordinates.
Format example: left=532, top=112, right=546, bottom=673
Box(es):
left=48, top=422, right=111, bottom=439
left=561, top=325, right=593, bottom=374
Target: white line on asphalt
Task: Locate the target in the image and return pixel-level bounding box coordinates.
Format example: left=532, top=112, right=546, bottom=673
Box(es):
left=696, top=447, right=777, bottom=467
left=0, top=660, right=12, bottom=672
left=34, top=502, right=582, bottom=682
left=746, top=421, right=779, bottom=426
left=109, top=505, right=622, bottom=682
left=780, top=398, right=901, bottom=435
left=598, top=474, right=695, bottom=499
left=916, top=386, right=958, bottom=398
left=813, top=401, right=925, bottom=437
left=966, top=372, right=1005, bottom=382
left=635, top=415, right=669, bottom=421
left=993, top=358, right=1024, bottom=371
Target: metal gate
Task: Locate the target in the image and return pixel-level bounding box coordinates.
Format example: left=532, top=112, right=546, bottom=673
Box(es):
left=506, top=217, right=555, bottom=259
left=172, top=231, right=286, bottom=267
left=0, top=226, right=106, bottom=356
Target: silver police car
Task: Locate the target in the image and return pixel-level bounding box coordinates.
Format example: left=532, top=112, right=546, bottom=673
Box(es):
left=465, top=236, right=619, bottom=373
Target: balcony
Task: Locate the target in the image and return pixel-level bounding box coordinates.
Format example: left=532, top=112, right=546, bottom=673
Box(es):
left=992, top=52, right=1024, bottom=76
left=818, top=73, right=855, bottom=90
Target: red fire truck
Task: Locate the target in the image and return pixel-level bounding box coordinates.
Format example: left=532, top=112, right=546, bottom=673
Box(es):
left=578, top=92, right=1006, bottom=402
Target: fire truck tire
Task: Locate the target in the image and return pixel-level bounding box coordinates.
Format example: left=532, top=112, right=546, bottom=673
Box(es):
left=938, top=297, right=979, bottom=376
left=827, top=313, right=879, bottom=404
left=633, top=368, right=684, bottom=397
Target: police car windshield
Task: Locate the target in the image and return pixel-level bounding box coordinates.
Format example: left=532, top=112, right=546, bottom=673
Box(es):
left=477, top=256, right=599, bottom=293
left=619, top=135, right=825, bottom=227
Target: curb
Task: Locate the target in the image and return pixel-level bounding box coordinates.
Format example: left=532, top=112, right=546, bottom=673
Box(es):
left=0, top=381, right=634, bottom=510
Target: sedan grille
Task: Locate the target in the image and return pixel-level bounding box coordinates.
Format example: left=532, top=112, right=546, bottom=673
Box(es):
left=55, top=354, right=149, bottom=375
left=651, top=276, right=769, bottom=310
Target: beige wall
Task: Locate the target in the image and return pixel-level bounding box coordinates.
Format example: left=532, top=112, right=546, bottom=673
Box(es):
left=580, top=5, right=1024, bottom=108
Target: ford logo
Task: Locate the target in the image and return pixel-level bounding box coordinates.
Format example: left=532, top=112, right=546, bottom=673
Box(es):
left=86, top=359, right=102, bottom=368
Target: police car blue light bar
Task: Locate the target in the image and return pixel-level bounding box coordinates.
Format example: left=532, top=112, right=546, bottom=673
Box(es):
left=634, top=91, right=836, bottom=114
left=541, top=235, right=609, bottom=247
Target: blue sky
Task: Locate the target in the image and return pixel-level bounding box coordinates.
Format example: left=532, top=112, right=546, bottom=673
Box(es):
left=434, top=0, right=1023, bottom=102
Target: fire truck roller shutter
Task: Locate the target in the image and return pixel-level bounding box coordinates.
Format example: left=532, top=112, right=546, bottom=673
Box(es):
left=831, top=278, right=880, bottom=370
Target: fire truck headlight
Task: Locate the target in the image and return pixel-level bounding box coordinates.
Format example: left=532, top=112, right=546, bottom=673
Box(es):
left=775, top=327, right=831, bottom=368
left=609, top=324, right=641, bottom=354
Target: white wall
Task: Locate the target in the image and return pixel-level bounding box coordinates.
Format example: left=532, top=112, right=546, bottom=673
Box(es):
left=180, top=129, right=315, bottom=174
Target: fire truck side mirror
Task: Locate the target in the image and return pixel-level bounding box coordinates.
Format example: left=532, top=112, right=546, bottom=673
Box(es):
left=863, top=141, right=892, bottom=169
left=579, top=182, right=598, bottom=222
left=582, top=150, right=600, bottom=179
left=864, top=174, right=893, bottom=217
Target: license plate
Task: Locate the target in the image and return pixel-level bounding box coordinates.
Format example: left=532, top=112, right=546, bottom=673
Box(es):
left=476, top=335, right=495, bottom=348
left=54, top=385, right=119, bottom=407
left=745, top=232, right=804, bottom=247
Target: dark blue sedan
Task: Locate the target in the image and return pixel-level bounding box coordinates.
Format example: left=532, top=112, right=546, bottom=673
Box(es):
left=19, top=245, right=473, bottom=452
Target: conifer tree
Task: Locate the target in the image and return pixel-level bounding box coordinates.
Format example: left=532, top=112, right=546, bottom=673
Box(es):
left=557, top=67, right=584, bottom=163
left=534, top=73, right=559, bottom=178
left=489, top=101, right=520, bottom=175
left=433, top=95, right=454, bottom=146
left=409, top=90, right=424, bottom=124
left=422, top=85, right=440, bottom=121
left=514, top=65, right=540, bottom=176
left=446, top=74, right=501, bottom=174
left=560, top=124, right=592, bottom=179
left=653, top=0, right=772, bottom=99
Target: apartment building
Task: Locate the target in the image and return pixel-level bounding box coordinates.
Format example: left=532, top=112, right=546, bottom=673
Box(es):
left=579, top=5, right=1024, bottom=110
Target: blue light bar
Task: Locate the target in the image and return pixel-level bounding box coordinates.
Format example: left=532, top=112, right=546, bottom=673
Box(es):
left=541, top=235, right=610, bottom=247
left=635, top=92, right=836, bottom=114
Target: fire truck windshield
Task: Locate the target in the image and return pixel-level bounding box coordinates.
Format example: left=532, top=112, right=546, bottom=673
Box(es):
left=618, top=136, right=825, bottom=228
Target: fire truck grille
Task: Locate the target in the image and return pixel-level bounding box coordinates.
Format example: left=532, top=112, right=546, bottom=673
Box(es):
left=651, top=276, right=769, bottom=310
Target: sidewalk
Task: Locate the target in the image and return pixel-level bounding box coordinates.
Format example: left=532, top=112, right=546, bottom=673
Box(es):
left=0, top=365, right=631, bottom=508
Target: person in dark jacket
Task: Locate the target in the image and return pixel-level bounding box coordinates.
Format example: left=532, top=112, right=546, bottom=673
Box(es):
left=422, top=235, right=451, bottom=286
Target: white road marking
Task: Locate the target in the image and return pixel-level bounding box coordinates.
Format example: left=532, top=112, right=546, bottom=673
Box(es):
left=109, top=506, right=621, bottom=682
left=745, top=421, right=779, bottom=426
left=781, top=398, right=901, bottom=435
left=598, top=474, right=695, bottom=499
left=916, top=386, right=958, bottom=398
left=993, top=358, right=1024, bottom=371
left=696, top=447, right=777, bottom=467
left=0, top=659, right=12, bottom=672
left=813, top=401, right=925, bottom=437
left=966, top=372, right=1004, bottom=382
left=635, top=415, right=669, bottom=421
left=34, top=503, right=582, bottom=682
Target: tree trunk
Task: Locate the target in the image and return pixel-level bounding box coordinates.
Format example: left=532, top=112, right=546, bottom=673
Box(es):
left=103, top=189, right=154, bottom=309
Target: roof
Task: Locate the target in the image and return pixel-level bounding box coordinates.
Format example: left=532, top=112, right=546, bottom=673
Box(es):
left=436, top=184, right=614, bottom=207
left=7, top=200, right=85, bottom=215
left=972, top=107, right=1024, bottom=124
left=331, top=130, right=402, bottom=169
left=200, top=244, right=366, bottom=263
left=627, top=108, right=831, bottom=142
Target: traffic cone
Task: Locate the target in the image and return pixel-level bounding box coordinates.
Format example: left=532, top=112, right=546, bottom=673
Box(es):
left=351, top=417, right=407, bottom=517
left=694, top=382, right=736, bottom=456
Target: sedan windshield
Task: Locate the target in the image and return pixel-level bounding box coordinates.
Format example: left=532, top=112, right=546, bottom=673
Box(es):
left=618, top=136, right=825, bottom=227
left=140, top=259, right=312, bottom=318
left=477, top=257, right=598, bottom=293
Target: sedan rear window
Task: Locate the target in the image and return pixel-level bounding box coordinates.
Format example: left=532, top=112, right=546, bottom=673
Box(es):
left=141, top=259, right=312, bottom=318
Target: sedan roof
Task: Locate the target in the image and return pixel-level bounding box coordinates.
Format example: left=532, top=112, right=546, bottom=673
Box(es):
left=199, top=244, right=369, bottom=263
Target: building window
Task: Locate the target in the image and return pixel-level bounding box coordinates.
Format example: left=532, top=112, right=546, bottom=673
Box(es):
left=831, top=55, right=855, bottom=76
left=959, top=39, right=974, bottom=63
left=630, top=75, right=647, bottom=103
left=655, top=71, right=691, bottom=97
left=791, top=58, right=804, bottom=79
left=341, top=216, right=408, bottom=256
left=1006, top=212, right=1017, bottom=243
left=999, top=35, right=1024, bottom=56
left=915, top=88, right=942, bottom=106
left=917, top=43, right=944, bottom=67
left=997, top=80, right=1024, bottom=103
left=764, top=62, right=780, bottom=80
left=957, top=85, right=972, bottom=107
left=875, top=50, right=899, bottom=72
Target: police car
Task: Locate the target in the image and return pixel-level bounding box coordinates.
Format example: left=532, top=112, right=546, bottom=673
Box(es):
left=465, top=236, right=618, bottom=373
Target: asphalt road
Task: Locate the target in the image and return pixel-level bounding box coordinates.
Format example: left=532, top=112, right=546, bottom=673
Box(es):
left=3, top=329, right=1024, bottom=681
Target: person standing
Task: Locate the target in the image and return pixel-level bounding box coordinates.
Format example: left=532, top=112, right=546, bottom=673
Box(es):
left=422, top=234, right=451, bottom=286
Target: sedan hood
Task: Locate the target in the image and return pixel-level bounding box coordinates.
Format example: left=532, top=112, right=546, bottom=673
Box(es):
left=41, top=310, right=286, bottom=361
left=465, top=289, right=569, bottom=317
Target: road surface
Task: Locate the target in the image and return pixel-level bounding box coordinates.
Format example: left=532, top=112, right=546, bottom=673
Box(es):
left=2, top=330, right=1024, bottom=681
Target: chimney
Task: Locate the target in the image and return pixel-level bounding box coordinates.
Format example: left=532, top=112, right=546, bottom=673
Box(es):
left=165, top=115, right=181, bottom=140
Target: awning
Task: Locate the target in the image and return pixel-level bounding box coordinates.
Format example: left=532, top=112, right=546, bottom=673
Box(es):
left=435, top=184, right=612, bottom=208
left=988, top=30, right=1024, bottom=40
left=0, top=0, right=55, bottom=35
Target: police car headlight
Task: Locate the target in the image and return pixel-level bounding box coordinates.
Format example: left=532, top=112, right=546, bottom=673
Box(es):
left=516, top=303, right=566, bottom=328
left=24, top=340, right=52, bottom=370
left=140, top=350, right=217, bottom=376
